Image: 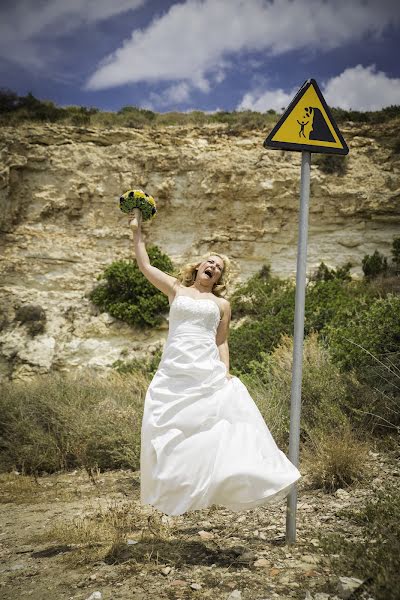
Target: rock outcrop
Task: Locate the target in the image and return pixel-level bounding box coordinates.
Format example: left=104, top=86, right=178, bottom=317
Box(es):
left=0, top=121, right=399, bottom=378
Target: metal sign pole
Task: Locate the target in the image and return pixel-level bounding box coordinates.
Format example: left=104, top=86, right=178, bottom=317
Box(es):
left=286, top=151, right=311, bottom=544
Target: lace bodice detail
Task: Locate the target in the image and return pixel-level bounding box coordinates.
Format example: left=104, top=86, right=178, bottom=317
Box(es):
left=168, top=295, right=221, bottom=335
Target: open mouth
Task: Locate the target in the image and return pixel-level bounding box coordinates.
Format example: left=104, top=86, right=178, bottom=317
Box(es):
left=204, top=269, right=213, bottom=278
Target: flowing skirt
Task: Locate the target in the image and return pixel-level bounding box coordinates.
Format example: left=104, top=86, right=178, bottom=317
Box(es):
left=140, top=326, right=301, bottom=516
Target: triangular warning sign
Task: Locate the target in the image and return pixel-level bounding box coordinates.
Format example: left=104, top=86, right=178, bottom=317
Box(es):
left=264, top=79, right=348, bottom=155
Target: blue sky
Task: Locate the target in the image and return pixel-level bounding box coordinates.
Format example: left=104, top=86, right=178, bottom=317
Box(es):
left=1, top=0, right=399, bottom=113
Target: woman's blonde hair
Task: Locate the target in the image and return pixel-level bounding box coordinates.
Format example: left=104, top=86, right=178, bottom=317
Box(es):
left=174, top=251, right=232, bottom=297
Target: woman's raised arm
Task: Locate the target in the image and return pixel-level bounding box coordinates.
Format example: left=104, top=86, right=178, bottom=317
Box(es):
left=130, top=213, right=178, bottom=298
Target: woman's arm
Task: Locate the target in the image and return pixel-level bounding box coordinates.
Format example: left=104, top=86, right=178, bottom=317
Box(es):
left=216, top=299, right=233, bottom=378
left=130, top=213, right=178, bottom=297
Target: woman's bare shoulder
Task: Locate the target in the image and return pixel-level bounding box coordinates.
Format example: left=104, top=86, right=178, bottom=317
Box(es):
left=218, top=296, right=230, bottom=307
left=168, top=281, right=185, bottom=304
left=216, top=296, right=230, bottom=319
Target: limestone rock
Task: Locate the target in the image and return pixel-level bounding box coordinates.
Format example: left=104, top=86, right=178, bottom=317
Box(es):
left=0, top=122, right=399, bottom=379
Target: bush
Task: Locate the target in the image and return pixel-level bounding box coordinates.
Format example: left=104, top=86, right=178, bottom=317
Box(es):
left=362, top=249, right=388, bottom=279
left=303, top=425, right=369, bottom=492
left=326, top=294, right=400, bottom=371
left=229, top=263, right=375, bottom=374
left=90, top=246, right=175, bottom=328
left=391, top=236, right=400, bottom=271
left=15, top=304, right=46, bottom=337
left=309, top=260, right=353, bottom=282
left=243, top=332, right=350, bottom=443
left=331, top=104, right=400, bottom=124
left=229, top=264, right=296, bottom=373
left=117, top=105, right=156, bottom=127
left=0, top=88, right=21, bottom=112
left=229, top=261, right=399, bottom=436
left=305, top=277, right=376, bottom=336
left=0, top=372, right=148, bottom=477
left=230, top=283, right=295, bottom=374
left=1, top=88, right=399, bottom=129
left=326, top=294, right=400, bottom=430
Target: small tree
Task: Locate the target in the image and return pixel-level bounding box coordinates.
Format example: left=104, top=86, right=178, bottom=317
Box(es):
left=391, top=236, right=400, bottom=273
left=362, top=250, right=388, bottom=280
left=90, top=245, right=175, bottom=327
left=310, top=261, right=353, bottom=283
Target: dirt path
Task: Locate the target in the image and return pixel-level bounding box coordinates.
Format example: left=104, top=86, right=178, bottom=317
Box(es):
left=0, top=448, right=397, bottom=600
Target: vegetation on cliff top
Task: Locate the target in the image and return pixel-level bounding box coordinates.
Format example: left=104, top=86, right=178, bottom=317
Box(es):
left=1, top=88, right=400, bottom=129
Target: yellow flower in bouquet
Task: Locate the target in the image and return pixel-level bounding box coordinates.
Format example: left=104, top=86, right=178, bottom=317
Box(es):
left=119, top=189, right=157, bottom=221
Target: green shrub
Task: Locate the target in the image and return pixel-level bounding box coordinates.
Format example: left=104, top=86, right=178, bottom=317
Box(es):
left=362, top=249, right=388, bottom=279
left=229, top=262, right=375, bottom=374
left=229, top=274, right=296, bottom=373
left=90, top=246, right=175, bottom=328
left=331, top=104, right=400, bottom=124
left=64, top=105, right=98, bottom=126
left=229, top=261, right=400, bottom=436
left=0, top=88, right=20, bottom=112
left=117, top=105, right=156, bottom=127
left=1, top=88, right=398, bottom=130
left=305, top=277, right=375, bottom=335
left=391, top=236, right=400, bottom=271
left=19, top=92, right=65, bottom=122
left=326, top=294, right=400, bottom=429
left=327, top=293, right=400, bottom=370
left=309, top=260, right=353, bottom=282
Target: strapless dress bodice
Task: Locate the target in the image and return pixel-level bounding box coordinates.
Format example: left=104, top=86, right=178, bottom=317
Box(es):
left=168, top=295, right=221, bottom=337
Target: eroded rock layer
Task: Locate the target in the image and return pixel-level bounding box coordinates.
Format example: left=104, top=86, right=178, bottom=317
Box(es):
left=0, top=122, right=399, bottom=378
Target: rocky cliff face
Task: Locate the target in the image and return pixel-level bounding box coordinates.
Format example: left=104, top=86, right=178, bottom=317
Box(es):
left=0, top=121, right=399, bottom=379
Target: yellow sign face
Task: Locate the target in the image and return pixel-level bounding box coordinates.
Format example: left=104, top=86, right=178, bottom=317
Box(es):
left=264, top=79, right=348, bottom=155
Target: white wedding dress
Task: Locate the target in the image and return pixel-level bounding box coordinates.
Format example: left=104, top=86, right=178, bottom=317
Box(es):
left=140, top=294, right=301, bottom=516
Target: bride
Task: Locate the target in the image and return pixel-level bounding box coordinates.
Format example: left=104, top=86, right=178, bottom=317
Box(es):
left=130, top=212, right=301, bottom=516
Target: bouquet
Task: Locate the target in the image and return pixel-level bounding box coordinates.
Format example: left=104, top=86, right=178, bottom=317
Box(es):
left=119, top=189, right=157, bottom=228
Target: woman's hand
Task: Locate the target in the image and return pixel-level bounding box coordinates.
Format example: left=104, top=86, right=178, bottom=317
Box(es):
left=128, top=208, right=142, bottom=234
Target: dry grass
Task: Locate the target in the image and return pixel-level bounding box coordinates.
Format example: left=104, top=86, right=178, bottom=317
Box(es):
left=303, top=425, right=370, bottom=492
left=0, top=370, right=150, bottom=477
left=242, top=332, right=351, bottom=452
left=32, top=498, right=137, bottom=565
left=0, top=472, right=40, bottom=503
left=30, top=496, right=183, bottom=568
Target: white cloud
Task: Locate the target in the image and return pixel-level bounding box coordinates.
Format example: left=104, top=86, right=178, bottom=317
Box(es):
left=86, top=0, right=400, bottom=91
left=0, top=0, right=145, bottom=68
left=236, top=65, right=400, bottom=112
left=149, top=81, right=192, bottom=107
left=238, top=87, right=295, bottom=112
left=323, top=65, right=400, bottom=111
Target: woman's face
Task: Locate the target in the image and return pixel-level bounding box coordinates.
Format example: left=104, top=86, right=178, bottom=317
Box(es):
left=197, top=255, right=224, bottom=287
